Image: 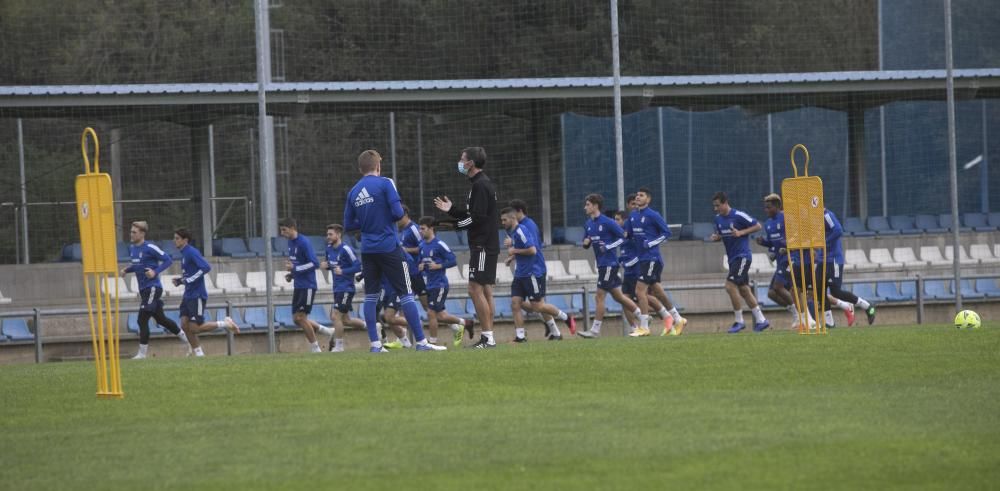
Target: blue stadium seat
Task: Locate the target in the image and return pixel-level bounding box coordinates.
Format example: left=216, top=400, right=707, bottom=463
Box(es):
left=271, top=237, right=289, bottom=257
left=2, top=318, right=33, bottom=341
left=244, top=307, right=270, bottom=329
left=219, top=308, right=248, bottom=331
left=959, top=279, right=985, bottom=299
left=563, top=227, right=585, bottom=246
left=117, top=241, right=131, bottom=262
left=157, top=240, right=182, bottom=260
left=679, top=224, right=695, bottom=241
left=62, top=243, right=83, bottom=262
left=756, top=286, right=778, bottom=308
left=914, top=215, right=947, bottom=234
left=445, top=298, right=472, bottom=319
left=214, top=238, right=257, bottom=258
left=848, top=282, right=882, bottom=303
left=876, top=281, right=911, bottom=302
left=938, top=214, right=971, bottom=233
left=989, top=212, right=1000, bottom=229
left=275, top=305, right=296, bottom=328
left=843, top=217, right=875, bottom=237
left=308, top=304, right=331, bottom=327
left=889, top=215, right=922, bottom=235
left=247, top=237, right=268, bottom=256
left=604, top=295, right=623, bottom=313
left=867, top=216, right=899, bottom=236
left=567, top=293, right=588, bottom=314
left=551, top=227, right=567, bottom=244
left=924, top=280, right=953, bottom=300
left=692, top=222, right=715, bottom=241
left=975, top=278, right=1000, bottom=298
left=963, top=212, right=995, bottom=232
left=126, top=312, right=166, bottom=335
left=494, top=296, right=513, bottom=318
left=900, top=280, right=918, bottom=301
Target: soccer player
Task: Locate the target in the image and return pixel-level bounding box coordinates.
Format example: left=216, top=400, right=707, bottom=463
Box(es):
left=624, top=187, right=686, bottom=337
left=755, top=194, right=813, bottom=329
left=280, top=218, right=335, bottom=353
left=120, top=221, right=190, bottom=359
left=345, top=149, right=445, bottom=352
left=616, top=204, right=668, bottom=335
left=501, top=207, right=574, bottom=342
left=580, top=194, right=641, bottom=338
left=506, top=199, right=575, bottom=337
left=321, top=224, right=366, bottom=352
left=171, top=228, right=239, bottom=357
left=817, top=208, right=876, bottom=327
left=396, top=205, right=437, bottom=336
left=710, top=192, right=770, bottom=333
left=417, top=216, right=473, bottom=347
left=434, top=146, right=499, bottom=349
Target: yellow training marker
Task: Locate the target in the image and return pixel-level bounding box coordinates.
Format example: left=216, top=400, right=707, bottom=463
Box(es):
left=76, top=127, right=124, bottom=399
left=781, top=144, right=828, bottom=335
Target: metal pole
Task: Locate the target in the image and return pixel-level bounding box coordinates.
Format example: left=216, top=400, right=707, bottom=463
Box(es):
left=982, top=100, right=990, bottom=213
left=13, top=205, right=19, bottom=264
left=943, top=0, right=962, bottom=310
left=687, top=110, right=693, bottom=223
left=33, top=308, right=42, bottom=363
left=581, top=286, right=591, bottom=334
left=915, top=276, right=924, bottom=324
left=610, top=0, right=625, bottom=211
left=255, top=0, right=277, bottom=353
left=389, top=112, right=397, bottom=182
left=417, top=117, right=424, bottom=217
left=208, top=125, right=217, bottom=233
left=561, top=113, right=568, bottom=226
left=767, top=114, right=774, bottom=193
left=878, top=0, right=888, bottom=216
left=657, top=108, right=666, bottom=216
left=17, top=119, right=29, bottom=264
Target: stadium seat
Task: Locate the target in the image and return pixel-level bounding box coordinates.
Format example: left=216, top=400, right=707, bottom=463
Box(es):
left=959, top=279, right=985, bottom=299
left=938, top=214, right=971, bottom=233
left=214, top=238, right=256, bottom=258
left=563, top=226, right=585, bottom=246
left=317, top=269, right=331, bottom=287
left=756, top=285, right=778, bottom=308
left=126, top=312, right=166, bottom=336
left=272, top=271, right=294, bottom=293
left=274, top=305, right=296, bottom=328
left=899, top=280, right=918, bottom=301
left=750, top=253, right=775, bottom=274
left=868, top=248, right=902, bottom=269
left=215, top=272, right=252, bottom=295
left=867, top=216, right=899, bottom=235
left=102, top=276, right=138, bottom=299
left=159, top=275, right=185, bottom=297
left=988, top=212, right=1000, bottom=229
left=692, top=222, right=715, bottom=241
left=247, top=237, right=268, bottom=257
left=220, top=307, right=248, bottom=331
left=306, top=235, right=327, bottom=256
left=545, top=260, right=576, bottom=282
left=157, top=240, right=182, bottom=260
left=943, top=245, right=978, bottom=266
left=845, top=249, right=878, bottom=271
left=876, top=281, right=911, bottom=302
left=202, top=275, right=224, bottom=296
left=918, top=246, right=951, bottom=267
left=2, top=318, right=34, bottom=341
left=891, top=247, right=928, bottom=269
left=969, top=244, right=1000, bottom=265
left=889, top=215, right=921, bottom=235
left=567, top=259, right=598, bottom=281
left=243, top=307, right=270, bottom=330
left=842, top=217, right=875, bottom=237
left=914, top=215, right=946, bottom=234
left=445, top=298, right=473, bottom=319
left=62, top=243, right=83, bottom=262
left=551, top=227, right=566, bottom=245
left=679, top=223, right=695, bottom=241
left=271, top=237, right=289, bottom=256
left=923, top=280, right=953, bottom=300
left=117, top=241, right=131, bottom=262
left=974, top=278, right=1000, bottom=298
left=163, top=309, right=185, bottom=328
left=963, top=212, right=995, bottom=232
left=848, top=282, right=882, bottom=303
left=0, top=288, right=11, bottom=304
left=493, top=296, right=513, bottom=318
left=445, top=266, right=464, bottom=285
left=496, top=263, right=514, bottom=284
left=603, top=295, right=623, bottom=314
left=308, top=304, right=331, bottom=327
left=437, top=231, right=466, bottom=251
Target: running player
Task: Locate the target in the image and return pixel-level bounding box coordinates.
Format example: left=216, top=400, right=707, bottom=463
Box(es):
left=418, top=216, right=474, bottom=347
left=579, top=194, right=641, bottom=338
left=817, top=208, right=876, bottom=327
left=171, top=228, right=239, bottom=357
left=321, top=224, right=366, bottom=352
left=709, top=192, right=770, bottom=333
left=280, top=218, right=335, bottom=353
left=121, top=220, right=190, bottom=358
left=624, top=188, right=686, bottom=336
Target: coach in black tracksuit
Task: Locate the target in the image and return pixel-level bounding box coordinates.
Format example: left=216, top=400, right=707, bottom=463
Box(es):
left=433, top=146, right=500, bottom=348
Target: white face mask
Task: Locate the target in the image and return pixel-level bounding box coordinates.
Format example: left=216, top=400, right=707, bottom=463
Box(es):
left=457, top=161, right=469, bottom=175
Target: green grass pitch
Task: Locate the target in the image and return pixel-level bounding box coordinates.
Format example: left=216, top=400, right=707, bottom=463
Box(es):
left=2, top=325, right=998, bottom=490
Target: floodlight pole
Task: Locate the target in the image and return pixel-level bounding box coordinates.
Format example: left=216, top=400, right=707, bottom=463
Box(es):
left=610, top=0, right=625, bottom=211
left=943, top=0, right=962, bottom=310
left=255, top=0, right=278, bottom=352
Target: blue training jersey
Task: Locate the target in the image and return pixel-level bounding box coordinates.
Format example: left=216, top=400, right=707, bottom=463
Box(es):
left=125, top=241, right=172, bottom=290
left=419, top=237, right=456, bottom=290
left=816, top=209, right=845, bottom=265
left=626, top=207, right=671, bottom=263
left=287, top=234, right=319, bottom=289
left=344, top=175, right=405, bottom=254
left=585, top=214, right=626, bottom=268
left=519, top=216, right=543, bottom=249
left=326, top=242, right=361, bottom=293
left=714, top=208, right=757, bottom=260
left=759, top=212, right=789, bottom=268
left=179, top=244, right=211, bottom=300
left=618, top=236, right=640, bottom=277
left=399, top=221, right=422, bottom=263
left=509, top=223, right=544, bottom=278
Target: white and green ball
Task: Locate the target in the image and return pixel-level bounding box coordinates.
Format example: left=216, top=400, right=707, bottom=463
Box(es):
left=954, top=310, right=981, bottom=329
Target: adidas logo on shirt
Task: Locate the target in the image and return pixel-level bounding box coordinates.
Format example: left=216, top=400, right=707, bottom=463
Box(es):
left=354, top=187, right=374, bottom=207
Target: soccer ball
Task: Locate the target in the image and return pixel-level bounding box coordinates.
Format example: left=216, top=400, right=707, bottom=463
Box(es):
left=954, top=310, right=981, bottom=329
